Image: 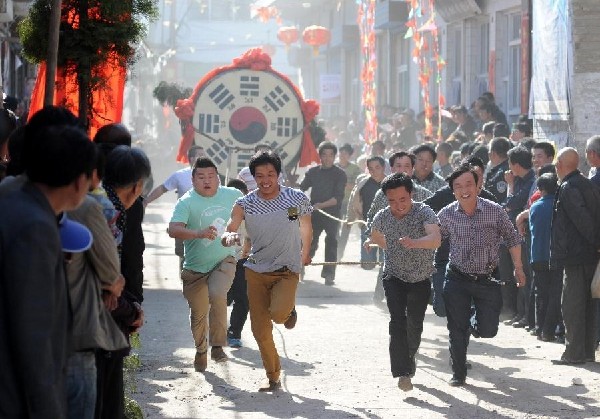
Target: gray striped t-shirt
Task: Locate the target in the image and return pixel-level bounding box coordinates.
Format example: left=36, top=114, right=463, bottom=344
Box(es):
left=237, top=186, right=313, bottom=274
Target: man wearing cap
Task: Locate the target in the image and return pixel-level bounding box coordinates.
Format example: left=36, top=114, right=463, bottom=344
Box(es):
left=0, top=114, right=97, bottom=418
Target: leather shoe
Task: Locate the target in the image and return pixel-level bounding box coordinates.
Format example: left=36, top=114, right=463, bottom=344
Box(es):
left=398, top=376, right=413, bottom=392
left=538, top=334, right=555, bottom=342
left=258, top=380, right=281, bottom=392
left=194, top=351, right=207, bottom=372
left=449, top=376, right=465, bottom=387
left=210, top=346, right=228, bottom=362
left=551, top=358, right=585, bottom=365
left=284, top=308, right=297, bottom=329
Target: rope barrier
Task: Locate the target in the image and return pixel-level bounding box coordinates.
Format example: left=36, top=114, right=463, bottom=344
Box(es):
left=314, top=208, right=367, bottom=226
left=308, top=261, right=381, bottom=266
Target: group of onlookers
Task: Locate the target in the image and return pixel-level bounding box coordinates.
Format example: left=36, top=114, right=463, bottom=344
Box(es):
left=0, top=106, right=150, bottom=418
left=321, top=117, right=600, bottom=369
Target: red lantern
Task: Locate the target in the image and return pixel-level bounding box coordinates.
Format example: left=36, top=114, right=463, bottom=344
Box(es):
left=277, top=26, right=299, bottom=50
left=302, top=25, right=331, bottom=56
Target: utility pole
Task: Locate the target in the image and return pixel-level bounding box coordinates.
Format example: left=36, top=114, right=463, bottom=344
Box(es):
left=44, top=0, right=62, bottom=106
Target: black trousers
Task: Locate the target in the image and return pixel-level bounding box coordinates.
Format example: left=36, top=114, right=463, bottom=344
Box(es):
left=533, top=266, right=563, bottom=337
left=309, top=212, right=339, bottom=280
left=563, top=263, right=598, bottom=361
left=444, top=272, right=503, bottom=380
left=95, top=351, right=124, bottom=419
left=383, top=277, right=431, bottom=377
left=227, top=258, right=249, bottom=339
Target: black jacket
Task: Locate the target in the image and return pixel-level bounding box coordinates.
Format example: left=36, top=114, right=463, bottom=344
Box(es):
left=551, top=170, right=600, bottom=267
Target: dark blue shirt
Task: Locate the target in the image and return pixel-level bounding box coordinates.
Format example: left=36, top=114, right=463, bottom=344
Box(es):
left=504, top=169, right=535, bottom=223
left=529, top=195, right=554, bottom=263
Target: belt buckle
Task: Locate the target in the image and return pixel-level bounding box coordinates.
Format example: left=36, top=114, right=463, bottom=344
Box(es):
left=467, top=273, right=479, bottom=282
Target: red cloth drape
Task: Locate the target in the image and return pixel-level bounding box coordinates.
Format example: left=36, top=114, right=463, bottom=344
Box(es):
left=28, top=58, right=126, bottom=139
left=175, top=48, right=320, bottom=166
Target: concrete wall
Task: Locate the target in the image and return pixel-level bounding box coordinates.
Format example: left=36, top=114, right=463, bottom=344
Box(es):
left=571, top=0, right=600, bottom=154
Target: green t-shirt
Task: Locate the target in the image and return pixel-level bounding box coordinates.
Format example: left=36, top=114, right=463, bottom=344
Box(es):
left=171, top=186, right=243, bottom=273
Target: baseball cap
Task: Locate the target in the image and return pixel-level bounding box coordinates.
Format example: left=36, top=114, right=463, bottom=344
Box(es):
left=58, top=213, right=93, bottom=253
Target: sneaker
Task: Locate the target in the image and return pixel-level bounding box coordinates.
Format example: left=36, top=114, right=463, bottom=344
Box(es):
left=398, top=376, right=413, bottom=392
left=258, top=380, right=281, bottom=392
left=228, top=337, right=242, bottom=348
left=449, top=376, right=465, bottom=387
left=210, top=346, right=228, bottom=362
left=284, top=308, right=297, bottom=329
left=194, top=351, right=207, bottom=372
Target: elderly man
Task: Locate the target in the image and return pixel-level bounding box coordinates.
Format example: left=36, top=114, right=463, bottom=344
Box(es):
left=585, top=135, right=600, bottom=349
left=551, top=148, right=600, bottom=365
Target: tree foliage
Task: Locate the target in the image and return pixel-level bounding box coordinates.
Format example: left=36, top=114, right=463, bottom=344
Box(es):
left=152, top=81, right=193, bottom=109
left=19, top=0, right=158, bottom=68
left=18, top=0, right=158, bottom=124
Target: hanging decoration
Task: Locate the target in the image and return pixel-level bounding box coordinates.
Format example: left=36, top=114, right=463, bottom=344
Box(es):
left=404, top=0, right=446, bottom=140
left=277, top=26, right=300, bottom=50
left=357, top=0, right=377, bottom=144
left=302, top=26, right=331, bottom=56
left=251, top=4, right=282, bottom=25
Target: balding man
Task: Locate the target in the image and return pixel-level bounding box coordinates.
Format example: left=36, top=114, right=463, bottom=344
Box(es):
left=585, top=135, right=600, bottom=186
left=551, top=148, right=600, bottom=365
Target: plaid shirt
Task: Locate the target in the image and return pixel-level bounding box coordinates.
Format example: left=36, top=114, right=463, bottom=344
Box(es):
left=413, top=171, right=447, bottom=193
left=438, top=197, right=521, bottom=275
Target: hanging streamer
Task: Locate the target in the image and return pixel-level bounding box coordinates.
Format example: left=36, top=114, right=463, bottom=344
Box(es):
left=405, top=0, right=446, bottom=141
left=357, top=0, right=378, bottom=144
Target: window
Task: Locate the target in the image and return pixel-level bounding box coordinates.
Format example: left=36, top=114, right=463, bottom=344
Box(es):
left=397, top=38, right=410, bottom=108
left=451, top=27, right=462, bottom=105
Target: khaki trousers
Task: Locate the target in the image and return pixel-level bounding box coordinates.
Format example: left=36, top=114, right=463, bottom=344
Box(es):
left=246, top=267, right=299, bottom=382
left=181, top=256, right=236, bottom=353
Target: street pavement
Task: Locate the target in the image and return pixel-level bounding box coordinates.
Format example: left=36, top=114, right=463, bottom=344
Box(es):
left=135, top=201, right=600, bottom=419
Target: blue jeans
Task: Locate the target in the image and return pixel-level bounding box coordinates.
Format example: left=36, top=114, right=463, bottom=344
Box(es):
left=443, top=271, right=503, bottom=380
left=384, top=277, right=431, bottom=377
left=67, top=351, right=97, bottom=419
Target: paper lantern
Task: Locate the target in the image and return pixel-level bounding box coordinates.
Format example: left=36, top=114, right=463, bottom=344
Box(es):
left=277, top=26, right=299, bottom=50
left=302, top=25, right=331, bottom=56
